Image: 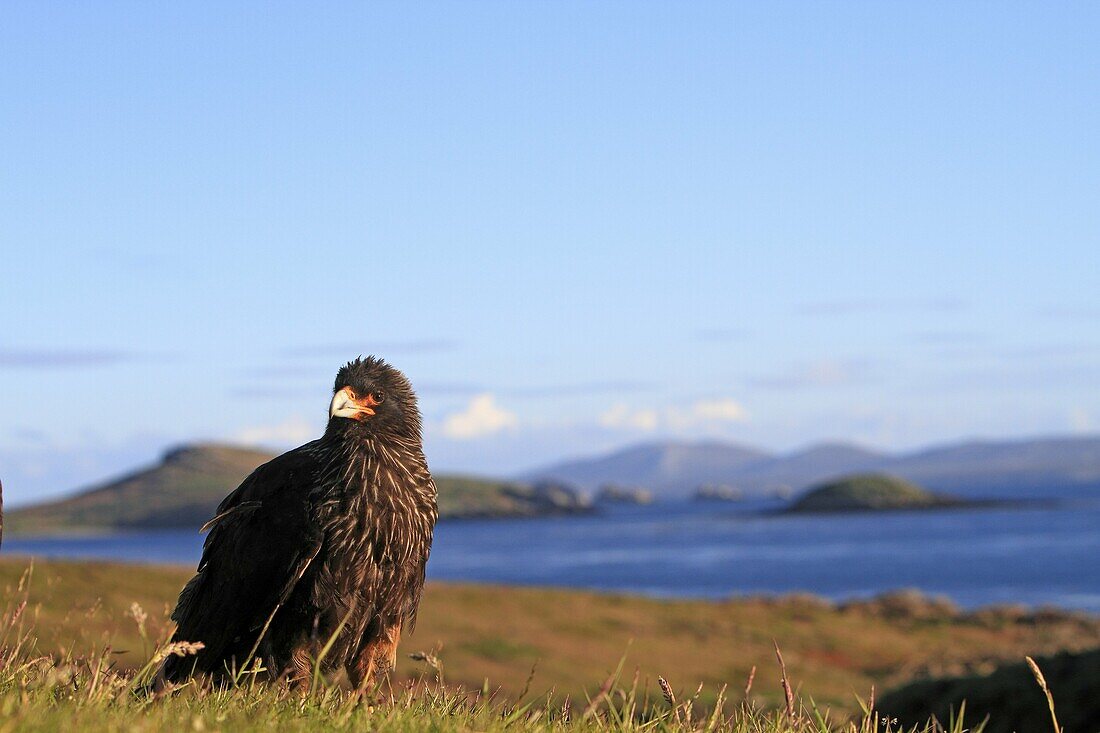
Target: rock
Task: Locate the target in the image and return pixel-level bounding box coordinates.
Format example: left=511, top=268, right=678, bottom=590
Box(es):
left=516, top=480, right=593, bottom=515
left=841, top=589, right=961, bottom=620
left=594, top=484, right=654, bottom=505
left=693, top=484, right=744, bottom=502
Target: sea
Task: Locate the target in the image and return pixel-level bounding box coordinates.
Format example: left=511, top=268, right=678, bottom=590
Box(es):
left=6, top=499, right=1100, bottom=612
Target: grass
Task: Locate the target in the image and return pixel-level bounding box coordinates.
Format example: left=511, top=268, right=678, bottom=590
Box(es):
left=0, top=558, right=1089, bottom=732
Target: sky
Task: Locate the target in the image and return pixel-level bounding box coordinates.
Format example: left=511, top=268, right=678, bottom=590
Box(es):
left=2, top=2, right=1098, bottom=506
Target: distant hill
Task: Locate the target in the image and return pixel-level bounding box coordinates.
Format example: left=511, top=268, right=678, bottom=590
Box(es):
left=435, top=476, right=591, bottom=519
left=6, top=444, right=590, bottom=536
left=787, top=474, right=961, bottom=513
left=520, top=441, right=770, bottom=496
left=876, top=437, right=1100, bottom=498
left=732, top=442, right=886, bottom=492
left=526, top=436, right=1100, bottom=500
left=9, top=444, right=273, bottom=534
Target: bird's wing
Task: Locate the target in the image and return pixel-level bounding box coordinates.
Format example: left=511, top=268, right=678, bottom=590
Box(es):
left=166, top=444, right=324, bottom=677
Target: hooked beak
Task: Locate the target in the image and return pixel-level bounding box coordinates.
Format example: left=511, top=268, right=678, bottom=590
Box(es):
left=329, top=386, right=380, bottom=421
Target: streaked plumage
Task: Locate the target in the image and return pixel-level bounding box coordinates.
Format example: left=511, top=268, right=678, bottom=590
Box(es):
left=161, top=357, right=437, bottom=687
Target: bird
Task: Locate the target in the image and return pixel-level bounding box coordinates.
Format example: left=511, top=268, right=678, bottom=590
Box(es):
left=160, top=356, right=438, bottom=688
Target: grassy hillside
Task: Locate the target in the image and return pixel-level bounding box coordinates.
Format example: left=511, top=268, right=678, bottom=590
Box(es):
left=435, top=475, right=592, bottom=517
left=787, top=474, right=960, bottom=513
left=8, top=444, right=274, bottom=534
left=2, top=557, right=1097, bottom=723
left=7, top=444, right=587, bottom=535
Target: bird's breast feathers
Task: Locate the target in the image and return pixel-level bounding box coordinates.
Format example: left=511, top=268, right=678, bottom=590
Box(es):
left=313, top=439, right=436, bottom=562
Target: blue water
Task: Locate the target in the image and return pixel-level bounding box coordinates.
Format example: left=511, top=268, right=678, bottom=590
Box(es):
left=6, top=500, right=1100, bottom=612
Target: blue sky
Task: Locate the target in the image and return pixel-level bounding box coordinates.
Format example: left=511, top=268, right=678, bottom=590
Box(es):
left=2, top=2, right=1098, bottom=506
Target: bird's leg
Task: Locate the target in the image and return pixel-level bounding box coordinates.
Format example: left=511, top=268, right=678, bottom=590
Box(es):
left=348, top=654, right=376, bottom=697
left=349, top=622, right=402, bottom=696
left=279, top=640, right=320, bottom=694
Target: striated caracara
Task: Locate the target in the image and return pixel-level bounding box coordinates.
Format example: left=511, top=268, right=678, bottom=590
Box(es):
left=161, top=356, right=438, bottom=688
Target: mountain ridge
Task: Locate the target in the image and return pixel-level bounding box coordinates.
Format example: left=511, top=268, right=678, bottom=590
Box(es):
left=518, top=439, right=771, bottom=494
left=524, top=434, right=1100, bottom=499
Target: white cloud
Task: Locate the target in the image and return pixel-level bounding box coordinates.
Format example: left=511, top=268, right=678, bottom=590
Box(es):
left=441, top=393, right=518, bottom=440
left=687, top=398, right=749, bottom=423
left=600, top=398, right=749, bottom=432
left=599, top=404, right=660, bottom=431
left=234, top=416, right=317, bottom=446
left=667, top=398, right=751, bottom=430
left=1069, top=407, right=1093, bottom=433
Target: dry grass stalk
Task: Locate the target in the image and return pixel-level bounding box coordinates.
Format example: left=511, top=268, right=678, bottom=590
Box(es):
left=744, top=664, right=756, bottom=697
left=1025, top=656, right=1061, bottom=733
left=513, top=659, right=538, bottom=704
left=159, top=640, right=205, bottom=661
left=580, top=667, right=616, bottom=720
left=773, top=640, right=796, bottom=723
left=867, top=684, right=875, bottom=726
left=658, top=675, right=682, bottom=725
left=408, top=648, right=443, bottom=684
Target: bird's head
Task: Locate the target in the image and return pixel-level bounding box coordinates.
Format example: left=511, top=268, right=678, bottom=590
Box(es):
left=328, top=356, right=422, bottom=439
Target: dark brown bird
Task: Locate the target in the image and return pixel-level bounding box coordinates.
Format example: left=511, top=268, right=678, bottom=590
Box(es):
left=161, top=357, right=437, bottom=688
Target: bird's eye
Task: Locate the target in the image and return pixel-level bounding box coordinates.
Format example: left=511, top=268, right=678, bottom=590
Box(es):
left=371, top=390, right=385, bottom=403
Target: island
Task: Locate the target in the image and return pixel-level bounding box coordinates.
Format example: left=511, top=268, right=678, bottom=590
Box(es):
left=6, top=443, right=592, bottom=536
left=786, top=473, right=965, bottom=514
